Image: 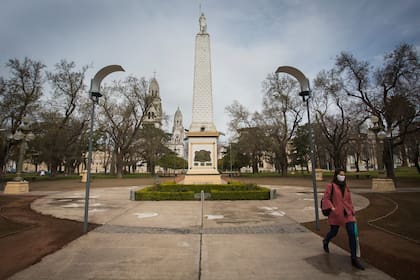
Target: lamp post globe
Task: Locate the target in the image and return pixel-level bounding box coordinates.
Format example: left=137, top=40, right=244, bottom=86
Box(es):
left=377, top=131, right=387, bottom=140
left=370, top=115, right=379, bottom=124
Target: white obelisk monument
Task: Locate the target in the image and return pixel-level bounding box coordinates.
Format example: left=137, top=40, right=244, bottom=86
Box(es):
left=184, top=12, right=222, bottom=184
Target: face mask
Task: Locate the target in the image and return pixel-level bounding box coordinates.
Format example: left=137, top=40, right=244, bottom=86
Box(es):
left=337, top=175, right=345, bottom=182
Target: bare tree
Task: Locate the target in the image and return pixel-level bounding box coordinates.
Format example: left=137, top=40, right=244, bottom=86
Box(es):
left=336, top=43, right=420, bottom=179
left=46, top=60, right=88, bottom=125
left=262, top=74, right=303, bottom=175
left=225, top=101, right=267, bottom=173
left=98, top=76, right=155, bottom=178
left=0, top=58, right=45, bottom=172
left=0, top=58, right=45, bottom=131
left=35, top=60, right=89, bottom=175
left=313, top=69, right=364, bottom=170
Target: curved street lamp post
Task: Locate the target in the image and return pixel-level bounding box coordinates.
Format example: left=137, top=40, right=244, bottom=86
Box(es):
left=3, top=118, right=35, bottom=194
left=369, top=116, right=385, bottom=176
left=275, top=66, right=320, bottom=230
left=369, top=115, right=396, bottom=191
left=84, top=65, right=125, bottom=233
left=370, top=116, right=395, bottom=175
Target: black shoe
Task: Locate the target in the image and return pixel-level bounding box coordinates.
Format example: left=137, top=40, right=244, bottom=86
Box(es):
left=322, top=239, right=329, bottom=253
left=351, top=258, right=365, bottom=270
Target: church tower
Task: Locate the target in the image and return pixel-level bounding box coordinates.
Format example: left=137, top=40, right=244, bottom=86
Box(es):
left=144, top=77, right=162, bottom=128
left=170, top=107, right=185, bottom=158
left=184, top=12, right=222, bottom=184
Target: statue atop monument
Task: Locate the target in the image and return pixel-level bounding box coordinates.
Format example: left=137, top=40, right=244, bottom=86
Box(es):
left=184, top=11, right=222, bottom=182
left=199, top=13, right=207, bottom=33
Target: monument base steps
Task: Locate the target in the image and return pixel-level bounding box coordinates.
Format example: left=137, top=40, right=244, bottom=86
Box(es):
left=4, top=181, right=29, bottom=194
left=183, top=174, right=226, bottom=185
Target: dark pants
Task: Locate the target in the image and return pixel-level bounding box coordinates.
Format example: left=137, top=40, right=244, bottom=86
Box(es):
left=325, top=222, right=357, bottom=259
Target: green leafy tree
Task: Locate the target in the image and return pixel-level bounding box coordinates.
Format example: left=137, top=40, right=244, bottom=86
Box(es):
left=137, top=125, right=171, bottom=175
left=220, top=142, right=251, bottom=172
left=291, top=124, right=310, bottom=172
left=159, top=153, right=187, bottom=171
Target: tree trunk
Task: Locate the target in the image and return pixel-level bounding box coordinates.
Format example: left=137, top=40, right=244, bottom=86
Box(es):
left=274, top=156, right=281, bottom=173
left=333, top=152, right=340, bottom=170
left=51, top=161, right=59, bottom=176
left=400, top=143, right=408, bottom=167
left=354, top=153, right=360, bottom=172
left=116, top=152, right=123, bottom=178
left=147, top=158, right=156, bottom=175
left=110, top=152, right=116, bottom=175
left=280, top=147, right=288, bottom=176
left=383, top=144, right=396, bottom=180
left=252, top=154, right=259, bottom=174
left=414, top=146, right=420, bottom=174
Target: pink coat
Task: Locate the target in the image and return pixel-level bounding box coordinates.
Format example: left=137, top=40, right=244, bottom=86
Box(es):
left=321, top=183, right=356, bottom=226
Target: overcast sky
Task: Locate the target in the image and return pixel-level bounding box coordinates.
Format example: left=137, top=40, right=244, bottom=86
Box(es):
left=1, top=0, right=419, bottom=142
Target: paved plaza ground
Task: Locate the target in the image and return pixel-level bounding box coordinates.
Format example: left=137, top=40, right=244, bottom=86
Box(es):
left=0, top=176, right=419, bottom=279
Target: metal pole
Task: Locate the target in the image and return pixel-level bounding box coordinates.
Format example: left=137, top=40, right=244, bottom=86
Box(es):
left=1, top=136, right=10, bottom=190
left=15, top=140, right=25, bottom=181
left=230, top=143, right=232, bottom=175
left=306, top=95, right=320, bottom=230
left=84, top=97, right=96, bottom=233
left=387, top=137, right=393, bottom=177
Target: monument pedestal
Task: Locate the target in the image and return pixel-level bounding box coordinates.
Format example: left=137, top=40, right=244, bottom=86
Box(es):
left=183, top=174, right=225, bottom=185
left=80, top=171, right=87, bottom=183
left=4, top=181, right=29, bottom=194
left=185, top=131, right=223, bottom=184
left=372, top=178, right=395, bottom=192
left=315, top=169, right=324, bottom=181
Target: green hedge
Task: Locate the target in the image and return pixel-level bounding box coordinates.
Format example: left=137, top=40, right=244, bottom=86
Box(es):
left=135, top=182, right=270, bottom=201
left=135, top=190, right=195, bottom=201
left=210, top=189, right=270, bottom=200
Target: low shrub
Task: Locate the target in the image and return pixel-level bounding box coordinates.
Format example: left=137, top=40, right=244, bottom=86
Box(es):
left=210, top=189, right=270, bottom=200
left=135, top=190, right=195, bottom=201
left=135, top=182, right=270, bottom=201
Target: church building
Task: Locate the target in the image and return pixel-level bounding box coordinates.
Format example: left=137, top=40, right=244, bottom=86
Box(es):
left=168, top=107, right=185, bottom=158
left=144, top=76, right=186, bottom=159
left=144, top=77, right=163, bottom=129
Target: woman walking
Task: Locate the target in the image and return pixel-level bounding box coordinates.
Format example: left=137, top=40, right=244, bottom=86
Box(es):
left=321, top=168, right=365, bottom=270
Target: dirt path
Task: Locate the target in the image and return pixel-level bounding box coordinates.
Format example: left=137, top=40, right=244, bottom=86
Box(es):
left=0, top=195, right=98, bottom=279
